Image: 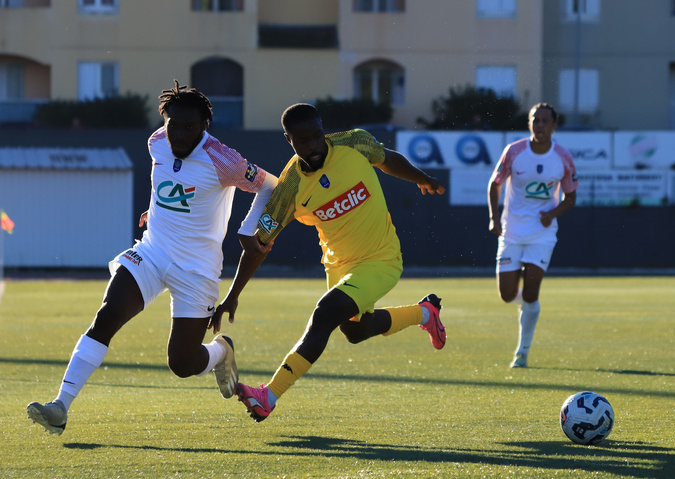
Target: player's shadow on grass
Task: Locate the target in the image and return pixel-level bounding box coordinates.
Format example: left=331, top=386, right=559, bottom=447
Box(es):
left=550, top=366, right=675, bottom=377
left=63, top=437, right=673, bottom=478
left=268, top=436, right=674, bottom=478
left=0, top=357, right=168, bottom=371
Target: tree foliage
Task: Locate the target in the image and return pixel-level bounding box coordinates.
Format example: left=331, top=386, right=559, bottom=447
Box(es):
left=417, top=85, right=527, bottom=131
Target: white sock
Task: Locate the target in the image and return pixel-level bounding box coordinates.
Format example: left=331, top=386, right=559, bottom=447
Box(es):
left=196, top=339, right=227, bottom=377
left=420, top=306, right=430, bottom=325
left=515, top=300, right=540, bottom=356
left=511, top=288, right=523, bottom=306
left=56, top=334, right=108, bottom=411
left=267, top=388, right=278, bottom=408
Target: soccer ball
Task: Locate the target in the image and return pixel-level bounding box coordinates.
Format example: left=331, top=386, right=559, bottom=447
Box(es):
left=560, top=391, right=614, bottom=445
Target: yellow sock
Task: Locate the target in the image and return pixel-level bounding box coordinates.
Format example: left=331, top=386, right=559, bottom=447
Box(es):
left=381, top=304, right=422, bottom=336
left=267, top=351, right=312, bottom=399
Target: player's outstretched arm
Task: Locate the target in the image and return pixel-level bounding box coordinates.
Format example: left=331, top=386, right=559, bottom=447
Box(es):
left=209, top=233, right=272, bottom=334
left=376, top=148, right=445, bottom=195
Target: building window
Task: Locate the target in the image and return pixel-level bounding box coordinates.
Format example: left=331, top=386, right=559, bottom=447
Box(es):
left=0, top=62, right=25, bottom=99
left=191, top=0, right=243, bottom=12
left=476, top=0, right=516, bottom=18
left=475, top=65, right=517, bottom=98
left=558, top=68, right=599, bottom=113
left=354, top=60, right=405, bottom=105
left=79, top=0, right=118, bottom=14
left=353, top=0, right=405, bottom=13
left=191, top=57, right=244, bottom=129
left=563, top=0, right=600, bottom=22
left=78, top=62, right=118, bottom=100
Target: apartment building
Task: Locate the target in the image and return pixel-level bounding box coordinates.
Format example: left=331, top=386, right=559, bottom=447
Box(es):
left=542, top=0, right=675, bottom=130
left=0, top=1, right=673, bottom=130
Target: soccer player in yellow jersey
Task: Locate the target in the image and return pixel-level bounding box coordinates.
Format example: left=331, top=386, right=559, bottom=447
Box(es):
left=211, top=103, right=446, bottom=422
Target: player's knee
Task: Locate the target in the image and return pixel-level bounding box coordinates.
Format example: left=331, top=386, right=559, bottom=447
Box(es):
left=311, top=304, right=345, bottom=335
left=339, top=322, right=368, bottom=344
left=522, top=290, right=539, bottom=304
left=499, top=290, right=517, bottom=303
left=167, top=356, right=194, bottom=378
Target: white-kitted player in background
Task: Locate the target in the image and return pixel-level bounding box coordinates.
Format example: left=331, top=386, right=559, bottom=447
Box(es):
left=488, top=103, right=578, bottom=368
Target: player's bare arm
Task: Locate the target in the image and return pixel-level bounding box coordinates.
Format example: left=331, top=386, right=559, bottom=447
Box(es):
left=488, top=175, right=503, bottom=236
left=376, top=148, right=446, bottom=195
left=209, top=233, right=272, bottom=333
left=539, top=190, right=576, bottom=227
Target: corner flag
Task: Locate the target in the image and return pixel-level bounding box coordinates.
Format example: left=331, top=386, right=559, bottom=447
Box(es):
left=1, top=210, right=14, bottom=234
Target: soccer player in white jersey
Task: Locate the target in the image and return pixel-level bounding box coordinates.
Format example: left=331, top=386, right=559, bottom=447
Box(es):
left=26, top=81, right=277, bottom=435
left=487, top=103, right=578, bottom=368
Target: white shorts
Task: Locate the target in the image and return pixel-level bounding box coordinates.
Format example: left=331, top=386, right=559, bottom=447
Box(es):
left=109, top=241, right=219, bottom=319
left=496, top=237, right=556, bottom=273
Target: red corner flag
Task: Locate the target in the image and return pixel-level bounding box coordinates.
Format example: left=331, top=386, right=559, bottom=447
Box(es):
left=1, top=210, right=14, bottom=234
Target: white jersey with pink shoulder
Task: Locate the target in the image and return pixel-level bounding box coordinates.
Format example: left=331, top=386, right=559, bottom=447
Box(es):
left=140, top=127, right=268, bottom=281
left=492, top=138, right=578, bottom=243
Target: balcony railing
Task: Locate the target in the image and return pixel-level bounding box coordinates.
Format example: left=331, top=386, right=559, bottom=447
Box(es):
left=0, top=0, right=51, bottom=7
left=0, top=99, right=48, bottom=125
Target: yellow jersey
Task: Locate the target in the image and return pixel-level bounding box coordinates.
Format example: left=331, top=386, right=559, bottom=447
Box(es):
left=257, top=129, right=401, bottom=267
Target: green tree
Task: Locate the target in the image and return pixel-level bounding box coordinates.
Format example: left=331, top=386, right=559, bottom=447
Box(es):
left=417, top=85, right=527, bottom=131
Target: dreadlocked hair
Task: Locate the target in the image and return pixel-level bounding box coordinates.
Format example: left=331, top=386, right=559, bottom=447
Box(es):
left=158, top=79, right=213, bottom=123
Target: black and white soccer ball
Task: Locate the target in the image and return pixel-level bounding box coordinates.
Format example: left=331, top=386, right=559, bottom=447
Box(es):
left=560, top=391, right=614, bottom=445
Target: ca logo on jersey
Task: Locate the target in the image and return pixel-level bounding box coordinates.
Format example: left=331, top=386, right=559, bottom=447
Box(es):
left=156, top=180, right=195, bottom=213
left=259, top=214, right=279, bottom=234
left=525, top=181, right=555, bottom=200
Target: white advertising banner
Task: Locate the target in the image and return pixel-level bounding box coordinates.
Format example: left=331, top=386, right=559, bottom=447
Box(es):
left=449, top=169, right=495, bottom=205
left=448, top=170, right=668, bottom=206
left=613, top=131, right=675, bottom=169
left=576, top=171, right=668, bottom=206
left=505, top=131, right=612, bottom=170
left=398, top=130, right=673, bottom=205
left=396, top=131, right=503, bottom=170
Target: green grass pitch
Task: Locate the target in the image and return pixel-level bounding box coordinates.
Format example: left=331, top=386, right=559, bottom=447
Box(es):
left=1, top=277, right=673, bottom=478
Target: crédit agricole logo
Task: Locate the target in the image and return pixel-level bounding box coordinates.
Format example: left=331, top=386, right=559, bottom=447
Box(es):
left=156, top=180, right=195, bottom=213
left=525, top=181, right=555, bottom=200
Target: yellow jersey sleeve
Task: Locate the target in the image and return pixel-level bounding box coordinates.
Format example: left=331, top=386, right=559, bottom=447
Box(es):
left=256, top=159, right=300, bottom=244
left=327, top=129, right=386, bottom=165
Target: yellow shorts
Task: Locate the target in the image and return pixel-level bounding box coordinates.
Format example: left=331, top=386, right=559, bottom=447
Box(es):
left=326, top=255, right=403, bottom=320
